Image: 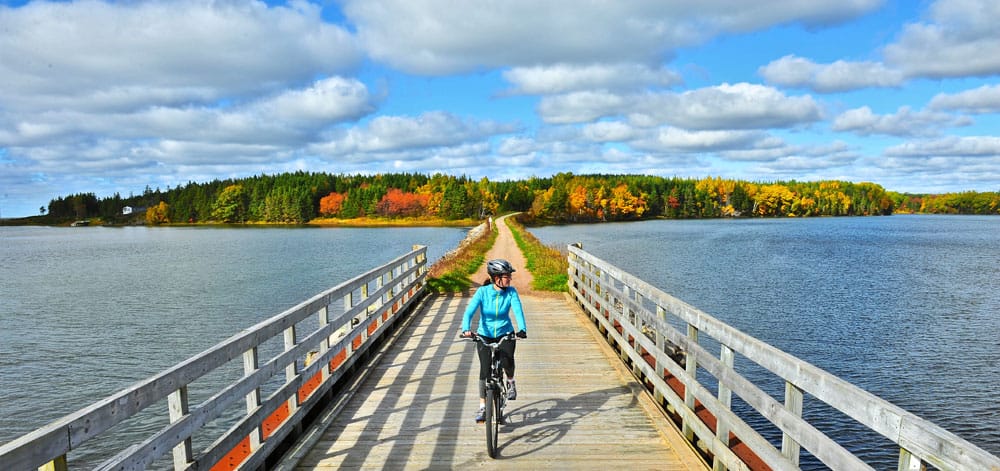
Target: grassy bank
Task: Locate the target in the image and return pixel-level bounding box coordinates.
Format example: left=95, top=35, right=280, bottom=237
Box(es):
left=425, top=224, right=497, bottom=293
left=309, top=216, right=480, bottom=227
left=507, top=216, right=568, bottom=292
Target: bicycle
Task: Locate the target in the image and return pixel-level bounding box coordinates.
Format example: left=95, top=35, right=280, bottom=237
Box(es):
left=461, top=332, right=517, bottom=458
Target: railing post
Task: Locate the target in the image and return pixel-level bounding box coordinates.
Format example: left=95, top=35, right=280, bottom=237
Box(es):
left=284, top=325, right=299, bottom=417
left=345, top=291, right=356, bottom=357
left=782, top=381, right=803, bottom=466
left=317, top=307, right=330, bottom=382
left=168, top=386, right=192, bottom=470
left=683, top=324, right=699, bottom=441
left=898, top=448, right=926, bottom=471
left=38, top=455, right=68, bottom=471
left=714, top=345, right=734, bottom=471
left=653, top=305, right=667, bottom=406
left=243, top=348, right=263, bottom=450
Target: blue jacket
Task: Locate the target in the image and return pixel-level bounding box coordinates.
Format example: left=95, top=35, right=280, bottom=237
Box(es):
left=462, top=284, right=527, bottom=338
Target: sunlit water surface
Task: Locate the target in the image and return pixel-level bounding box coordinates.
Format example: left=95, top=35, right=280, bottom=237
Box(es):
left=531, top=215, right=999, bottom=470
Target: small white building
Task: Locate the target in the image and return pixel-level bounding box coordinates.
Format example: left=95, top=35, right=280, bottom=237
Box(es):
left=122, top=206, right=133, bottom=215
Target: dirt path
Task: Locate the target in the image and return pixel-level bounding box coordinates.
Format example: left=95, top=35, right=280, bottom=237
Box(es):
left=469, top=214, right=538, bottom=296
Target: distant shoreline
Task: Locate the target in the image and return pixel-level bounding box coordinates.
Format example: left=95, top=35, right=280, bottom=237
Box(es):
left=0, top=215, right=483, bottom=228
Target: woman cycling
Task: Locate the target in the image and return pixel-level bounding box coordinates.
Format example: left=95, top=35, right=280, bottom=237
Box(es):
left=460, top=259, right=527, bottom=422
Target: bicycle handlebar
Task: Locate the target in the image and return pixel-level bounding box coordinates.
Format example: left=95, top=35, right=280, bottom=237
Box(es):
left=459, top=332, right=518, bottom=347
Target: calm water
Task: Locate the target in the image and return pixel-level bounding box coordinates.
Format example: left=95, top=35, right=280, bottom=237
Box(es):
left=531, top=215, right=1000, bottom=469
left=2, top=218, right=998, bottom=469
left=0, top=225, right=468, bottom=465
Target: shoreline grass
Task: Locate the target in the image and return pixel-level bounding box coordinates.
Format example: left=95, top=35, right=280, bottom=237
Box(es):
left=425, top=223, right=497, bottom=293
left=506, top=215, right=568, bottom=292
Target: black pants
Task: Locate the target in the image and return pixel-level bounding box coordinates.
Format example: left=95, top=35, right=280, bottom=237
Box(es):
left=476, top=335, right=516, bottom=399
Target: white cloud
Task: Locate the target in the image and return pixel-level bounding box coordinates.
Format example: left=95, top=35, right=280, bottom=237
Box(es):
left=0, top=77, right=376, bottom=148
left=253, top=77, right=375, bottom=124
left=581, top=122, right=639, bottom=143
left=631, top=127, right=767, bottom=153
left=883, top=0, right=1000, bottom=78
left=874, top=135, right=1000, bottom=190
left=313, top=112, right=521, bottom=155
left=832, top=106, right=971, bottom=137
left=632, top=83, right=823, bottom=130
left=538, top=91, right=637, bottom=124
left=0, top=0, right=360, bottom=113
left=929, top=84, right=1000, bottom=114
left=341, top=0, right=881, bottom=74
left=884, top=135, right=1000, bottom=158
left=538, top=83, right=821, bottom=129
left=759, top=55, right=904, bottom=92
left=503, top=63, right=682, bottom=95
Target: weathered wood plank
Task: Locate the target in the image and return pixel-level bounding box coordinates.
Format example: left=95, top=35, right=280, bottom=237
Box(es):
left=289, top=294, right=707, bottom=470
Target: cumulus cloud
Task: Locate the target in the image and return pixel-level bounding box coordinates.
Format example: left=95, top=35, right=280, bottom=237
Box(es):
left=832, top=106, right=971, bottom=137
left=631, top=83, right=823, bottom=130
left=0, top=0, right=361, bottom=113
left=503, top=63, right=682, bottom=95
left=874, top=135, right=1000, bottom=190
left=0, top=77, right=376, bottom=148
left=538, top=83, right=821, bottom=129
left=581, top=121, right=639, bottom=143
left=341, top=0, right=881, bottom=74
left=312, top=112, right=521, bottom=156
left=929, top=84, right=1000, bottom=114
left=759, top=55, right=904, bottom=92
left=538, top=91, right=637, bottom=124
left=884, top=135, right=1000, bottom=158
left=883, top=0, right=1000, bottom=78
left=631, top=127, right=768, bottom=154
left=761, top=0, right=1000, bottom=89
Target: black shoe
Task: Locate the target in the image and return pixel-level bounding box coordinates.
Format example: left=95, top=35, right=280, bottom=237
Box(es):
left=507, top=381, right=517, bottom=400
left=475, top=406, right=485, bottom=423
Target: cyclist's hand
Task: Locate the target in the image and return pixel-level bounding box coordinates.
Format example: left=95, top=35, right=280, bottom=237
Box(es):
left=516, top=330, right=527, bottom=339
left=460, top=330, right=473, bottom=339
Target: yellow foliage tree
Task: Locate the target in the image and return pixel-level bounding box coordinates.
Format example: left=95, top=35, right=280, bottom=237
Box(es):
left=754, top=184, right=797, bottom=216
left=609, top=183, right=645, bottom=218
left=146, top=201, right=170, bottom=225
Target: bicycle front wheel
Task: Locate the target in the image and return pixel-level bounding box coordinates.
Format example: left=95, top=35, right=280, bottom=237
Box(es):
left=485, top=388, right=499, bottom=458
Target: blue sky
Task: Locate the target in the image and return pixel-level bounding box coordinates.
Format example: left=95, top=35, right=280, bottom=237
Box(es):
left=1, top=0, right=999, bottom=218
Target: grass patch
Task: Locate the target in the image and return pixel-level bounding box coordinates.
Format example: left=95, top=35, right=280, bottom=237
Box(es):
left=425, top=223, right=498, bottom=293
left=506, top=216, right=568, bottom=292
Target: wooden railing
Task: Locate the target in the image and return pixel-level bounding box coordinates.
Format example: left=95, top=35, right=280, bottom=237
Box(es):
left=0, top=246, right=428, bottom=471
left=567, top=244, right=1000, bottom=471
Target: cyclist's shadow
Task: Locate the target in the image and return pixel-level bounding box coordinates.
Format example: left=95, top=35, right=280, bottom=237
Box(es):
left=495, top=386, right=638, bottom=458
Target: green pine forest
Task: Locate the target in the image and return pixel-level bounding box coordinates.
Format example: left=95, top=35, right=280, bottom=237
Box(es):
left=29, top=172, right=1000, bottom=225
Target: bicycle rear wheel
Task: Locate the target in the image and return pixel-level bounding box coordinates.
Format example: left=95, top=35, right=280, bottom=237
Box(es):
left=485, top=388, right=499, bottom=458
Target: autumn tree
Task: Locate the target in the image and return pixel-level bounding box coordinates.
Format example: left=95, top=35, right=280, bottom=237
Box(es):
left=376, top=188, right=430, bottom=217
left=211, top=184, right=247, bottom=223
left=146, top=201, right=170, bottom=225
left=319, top=192, right=346, bottom=216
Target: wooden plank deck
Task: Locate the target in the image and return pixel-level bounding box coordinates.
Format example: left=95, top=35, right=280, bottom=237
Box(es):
left=286, top=292, right=707, bottom=470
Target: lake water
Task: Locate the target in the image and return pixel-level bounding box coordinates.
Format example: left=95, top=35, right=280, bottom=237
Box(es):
left=0, top=225, right=469, bottom=466
left=531, top=215, right=999, bottom=469
left=2, top=217, right=998, bottom=469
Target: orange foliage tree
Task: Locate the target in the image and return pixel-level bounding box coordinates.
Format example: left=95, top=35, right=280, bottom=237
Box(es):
left=319, top=192, right=346, bottom=216
left=376, top=188, right=431, bottom=217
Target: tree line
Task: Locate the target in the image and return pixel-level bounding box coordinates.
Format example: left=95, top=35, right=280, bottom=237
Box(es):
left=40, top=172, right=999, bottom=224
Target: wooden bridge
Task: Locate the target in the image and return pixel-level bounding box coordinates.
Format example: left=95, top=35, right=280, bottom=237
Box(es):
left=3, top=222, right=1000, bottom=471
left=277, top=292, right=703, bottom=470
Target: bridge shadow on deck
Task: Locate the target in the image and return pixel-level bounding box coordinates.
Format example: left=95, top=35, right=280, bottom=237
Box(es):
left=293, top=293, right=702, bottom=469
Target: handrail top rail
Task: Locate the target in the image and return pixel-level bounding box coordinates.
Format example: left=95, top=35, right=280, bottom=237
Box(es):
left=0, top=245, right=428, bottom=465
